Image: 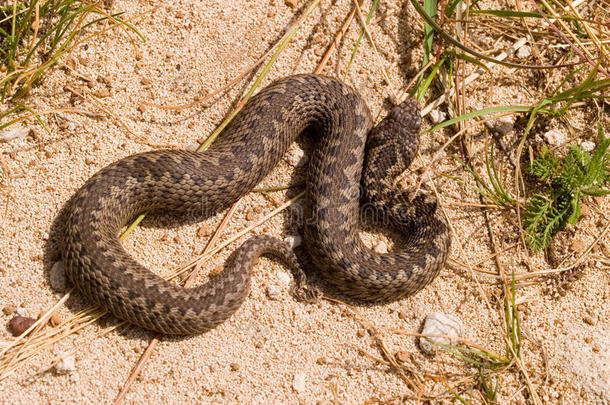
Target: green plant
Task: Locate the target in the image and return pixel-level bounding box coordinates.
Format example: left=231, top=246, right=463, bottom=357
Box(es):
left=524, top=125, right=610, bottom=251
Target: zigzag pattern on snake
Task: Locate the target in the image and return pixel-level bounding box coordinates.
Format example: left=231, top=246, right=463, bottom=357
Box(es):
left=62, top=74, right=451, bottom=335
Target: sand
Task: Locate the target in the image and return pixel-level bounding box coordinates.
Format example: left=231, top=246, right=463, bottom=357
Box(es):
left=0, top=0, right=608, bottom=403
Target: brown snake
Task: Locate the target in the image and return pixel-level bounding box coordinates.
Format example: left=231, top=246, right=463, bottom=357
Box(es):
left=62, top=74, right=451, bottom=335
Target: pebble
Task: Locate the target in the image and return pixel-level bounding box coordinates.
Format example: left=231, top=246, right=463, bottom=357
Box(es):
left=140, top=77, right=152, bottom=85
left=93, top=88, right=110, bottom=98
left=429, top=109, right=446, bottom=124
left=50, top=312, right=63, bottom=326
left=266, top=284, right=282, bottom=300
left=0, top=126, right=30, bottom=143
left=581, top=140, right=596, bottom=152
left=197, top=224, right=212, bottom=238
left=583, top=316, right=596, bottom=326
left=516, top=44, right=532, bottom=58
left=135, top=49, right=143, bottom=61
left=493, top=116, right=515, bottom=135
left=419, top=312, right=465, bottom=355
left=285, top=0, right=299, bottom=7
left=49, top=261, right=68, bottom=292
left=16, top=307, right=27, bottom=317
left=229, top=362, right=240, bottom=372
left=395, top=351, right=410, bottom=362
left=397, top=307, right=410, bottom=320
left=316, top=356, right=328, bottom=365
left=78, top=56, right=90, bottom=66
left=286, top=145, right=308, bottom=167
left=284, top=234, right=302, bottom=248
left=55, top=351, right=76, bottom=374
left=9, top=316, right=37, bottom=336
left=184, top=141, right=199, bottom=152
left=2, top=305, right=15, bottom=316
left=570, top=239, right=585, bottom=253
left=373, top=240, right=388, bottom=254
left=246, top=211, right=258, bottom=221
left=292, top=372, right=306, bottom=392
left=277, top=271, right=291, bottom=286
left=544, top=129, right=566, bottom=146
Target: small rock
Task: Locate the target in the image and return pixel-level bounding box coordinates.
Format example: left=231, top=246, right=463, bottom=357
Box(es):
left=277, top=271, right=291, bottom=286
left=246, top=211, right=258, bottom=221
left=2, top=305, right=15, bottom=316
left=570, top=239, right=585, bottom=253
left=229, top=362, right=240, bottom=372
left=581, top=141, right=595, bottom=152
left=9, top=316, right=37, bottom=336
left=55, top=351, right=76, bottom=374
left=316, top=356, right=327, bottom=365
left=198, top=224, right=212, bottom=238
left=49, top=261, right=68, bottom=292
left=93, top=88, right=110, bottom=98
left=516, top=44, right=532, bottom=58
left=285, top=235, right=302, bottom=248
left=140, top=77, right=152, bottom=85
left=429, top=109, right=446, bottom=124
left=583, top=316, right=596, bottom=326
left=493, top=116, right=515, bottom=135
left=0, top=126, right=30, bottom=143
left=184, top=141, right=199, bottom=152
left=395, top=351, right=410, bottom=362
left=50, top=312, right=63, bottom=326
left=287, top=145, right=308, bottom=167
left=592, top=344, right=600, bottom=353
left=584, top=336, right=593, bottom=343
left=135, top=50, right=143, bottom=61
left=267, top=284, right=281, bottom=300
left=78, top=56, right=90, bottom=66
left=419, top=312, right=465, bottom=355
left=397, top=308, right=410, bottom=320
left=210, top=264, right=224, bottom=277
left=544, top=129, right=566, bottom=146
left=285, top=0, right=300, bottom=7
left=97, top=75, right=112, bottom=86
left=292, top=372, right=306, bottom=392
left=374, top=240, right=388, bottom=254
left=15, top=307, right=27, bottom=317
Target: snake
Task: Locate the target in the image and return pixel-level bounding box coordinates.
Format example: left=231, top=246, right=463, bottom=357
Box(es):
left=62, top=74, right=451, bottom=335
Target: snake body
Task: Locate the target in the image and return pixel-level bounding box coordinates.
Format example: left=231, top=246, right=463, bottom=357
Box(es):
left=62, top=74, right=451, bottom=335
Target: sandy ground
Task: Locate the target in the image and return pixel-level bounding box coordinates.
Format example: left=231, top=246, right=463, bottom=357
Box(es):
left=0, top=0, right=608, bottom=403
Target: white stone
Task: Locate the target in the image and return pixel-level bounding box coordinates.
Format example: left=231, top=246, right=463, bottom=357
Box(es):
left=284, top=234, right=302, bottom=248
left=16, top=307, right=27, bottom=317
left=419, top=312, right=465, bottom=355
left=292, top=372, right=306, bottom=392
left=581, top=141, right=596, bottom=152
left=266, top=284, right=281, bottom=300
left=429, top=109, right=446, bottom=124
left=55, top=351, right=76, bottom=374
left=184, top=141, right=200, bottom=152
left=49, top=261, right=68, bottom=292
left=544, top=129, right=566, bottom=146
left=516, top=45, right=532, bottom=58
left=374, top=240, right=388, bottom=254
left=277, top=271, right=291, bottom=286
left=0, top=126, right=29, bottom=143
left=493, top=116, right=515, bottom=135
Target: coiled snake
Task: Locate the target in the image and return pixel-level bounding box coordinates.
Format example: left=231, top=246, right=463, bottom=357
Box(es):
left=62, top=74, right=451, bottom=335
